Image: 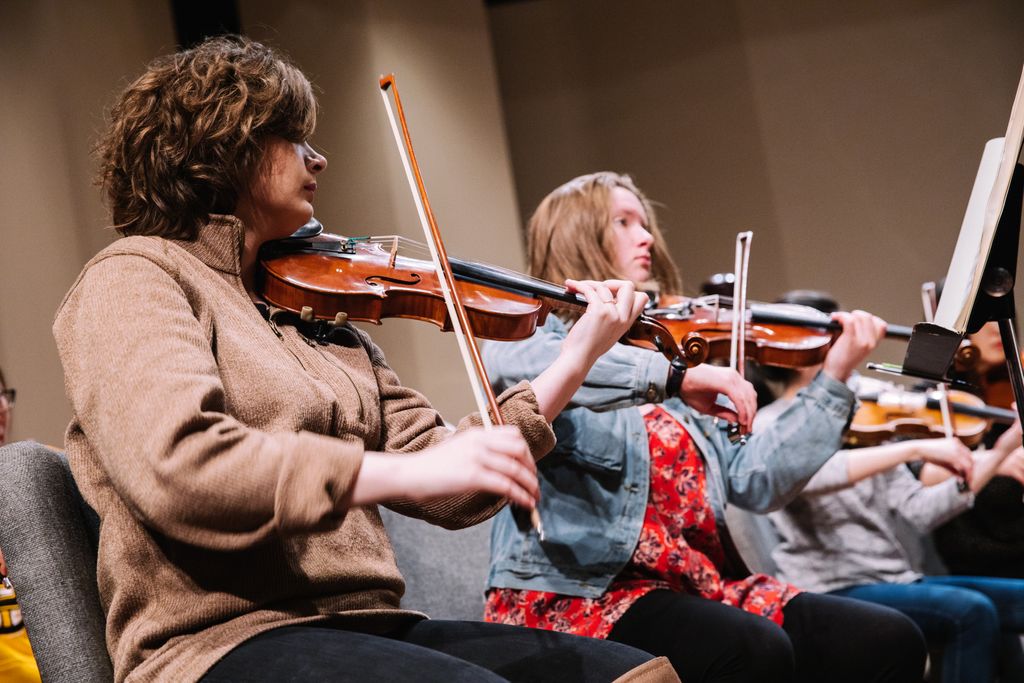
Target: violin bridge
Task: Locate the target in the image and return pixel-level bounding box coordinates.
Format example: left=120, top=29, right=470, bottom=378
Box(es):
left=389, top=236, right=399, bottom=270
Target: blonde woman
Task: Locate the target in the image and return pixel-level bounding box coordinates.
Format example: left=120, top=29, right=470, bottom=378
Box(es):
left=482, top=172, right=926, bottom=683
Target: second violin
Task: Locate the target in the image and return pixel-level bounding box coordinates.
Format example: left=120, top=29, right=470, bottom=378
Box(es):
left=648, top=294, right=977, bottom=370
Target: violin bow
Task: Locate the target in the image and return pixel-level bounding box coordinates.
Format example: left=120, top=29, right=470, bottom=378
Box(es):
left=379, top=74, right=544, bottom=537
left=727, top=231, right=753, bottom=442
left=730, top=232, right=753, bottom=377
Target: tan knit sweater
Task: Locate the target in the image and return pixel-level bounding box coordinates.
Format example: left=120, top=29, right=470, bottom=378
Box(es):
left=52, top=216, right=556, bottom=683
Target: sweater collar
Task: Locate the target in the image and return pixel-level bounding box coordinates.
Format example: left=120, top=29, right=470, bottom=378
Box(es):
left=173, top=214, right=246, bottom=276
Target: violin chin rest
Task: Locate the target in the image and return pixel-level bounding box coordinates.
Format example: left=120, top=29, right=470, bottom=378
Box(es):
left=290, top=218, right=324, bottom=239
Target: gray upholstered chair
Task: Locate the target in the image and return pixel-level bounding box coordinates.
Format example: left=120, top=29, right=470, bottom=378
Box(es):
left=379, top=508, right=493, bottom=621
left=0, top=440, right=495, bottom=683
left=0, top=441, right=112, bottom=682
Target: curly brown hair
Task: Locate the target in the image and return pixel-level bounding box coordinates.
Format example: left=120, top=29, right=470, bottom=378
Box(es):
left=96, top=35, right=317, bottom=239
left=527, top=172, right=682, bottom=299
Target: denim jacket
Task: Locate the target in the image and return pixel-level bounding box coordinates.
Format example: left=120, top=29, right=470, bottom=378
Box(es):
left=483, top=316, right=857, bottom=598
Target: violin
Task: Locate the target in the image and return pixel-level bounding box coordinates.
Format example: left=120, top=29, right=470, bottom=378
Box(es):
left=846, top=379, right=1015, bottom=448
left=257, top=227, right=711, bottom=369
left=646, top=295, right=920, bottom=369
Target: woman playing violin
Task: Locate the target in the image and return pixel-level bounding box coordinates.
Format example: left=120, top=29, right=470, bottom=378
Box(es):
left=758, top=290, right=1024, bottom=683
left=52, top=37, right=683, bottom=683
left=482, top=172, right=926, bottom=683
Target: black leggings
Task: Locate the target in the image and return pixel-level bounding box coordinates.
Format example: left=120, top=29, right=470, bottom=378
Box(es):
left=201, top=618, right=657, bottom=682
left=608, top=590, right=927, bottom=683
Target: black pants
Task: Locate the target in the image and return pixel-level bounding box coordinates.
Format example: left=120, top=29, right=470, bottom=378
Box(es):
left=609, top=590, right=927, bottom=683
left=201, top=618, right=656, bottom=682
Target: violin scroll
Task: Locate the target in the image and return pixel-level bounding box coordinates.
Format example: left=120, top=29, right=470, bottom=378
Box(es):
left=622, top=317, right=709, bottom=368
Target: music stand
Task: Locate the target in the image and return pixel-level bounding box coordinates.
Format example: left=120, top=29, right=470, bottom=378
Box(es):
left=869, top=66, right=1024, bottom=433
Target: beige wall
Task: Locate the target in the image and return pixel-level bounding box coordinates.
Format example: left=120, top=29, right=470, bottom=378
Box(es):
left=3, top=1, right=1023, bottom=445
left=0, top=0, right=176, bottom=447
left=0, top=0, right=521, bottom=445
left=488, top=0, right=1024, bottom=365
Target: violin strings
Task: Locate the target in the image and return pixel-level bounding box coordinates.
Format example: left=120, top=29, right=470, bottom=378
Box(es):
left=359, top=235, right=578, bottom=294
left=352, top=237, right=775, bottom=312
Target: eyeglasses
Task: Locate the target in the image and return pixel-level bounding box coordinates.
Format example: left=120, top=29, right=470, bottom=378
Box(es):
left=0, top=389, right=15, bottom=409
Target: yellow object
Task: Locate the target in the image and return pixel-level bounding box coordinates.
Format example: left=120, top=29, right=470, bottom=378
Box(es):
left=0, top=581, right=41, bottom=683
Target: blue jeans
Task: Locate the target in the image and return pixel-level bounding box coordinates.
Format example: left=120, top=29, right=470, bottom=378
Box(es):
left=830, top=576, right=1024, bottom=683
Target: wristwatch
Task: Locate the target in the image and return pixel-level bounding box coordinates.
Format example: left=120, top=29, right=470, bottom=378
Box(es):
left=666, top=362, right=686, bottom=398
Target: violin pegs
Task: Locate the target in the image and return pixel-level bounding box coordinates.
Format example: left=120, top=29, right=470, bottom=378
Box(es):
left=300, top=306, right=315, bottom=323
left=332, top=312, right=348, bottom=327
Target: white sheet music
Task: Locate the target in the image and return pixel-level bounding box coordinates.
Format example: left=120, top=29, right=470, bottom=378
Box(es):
left=934, top=66, right=1024, bottom=332
left=934, top=138, right=1005, bottom=330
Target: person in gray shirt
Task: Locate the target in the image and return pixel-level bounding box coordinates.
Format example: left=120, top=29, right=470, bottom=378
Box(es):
left=757, top=290, right=1024, bottom=683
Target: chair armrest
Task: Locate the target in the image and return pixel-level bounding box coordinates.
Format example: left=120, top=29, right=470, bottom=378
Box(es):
left=0, top=441, right=113, bottom=682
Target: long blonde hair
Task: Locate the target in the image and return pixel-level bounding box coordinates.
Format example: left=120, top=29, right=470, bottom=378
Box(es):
left=527, top=172, right=681, bottom=301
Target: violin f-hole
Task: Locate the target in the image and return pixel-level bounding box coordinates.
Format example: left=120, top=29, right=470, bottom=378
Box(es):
left=366, top=273, right=422, bottom=287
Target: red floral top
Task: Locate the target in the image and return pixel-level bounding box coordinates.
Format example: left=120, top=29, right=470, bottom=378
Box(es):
left=485, top=405, right=800, bottom=639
